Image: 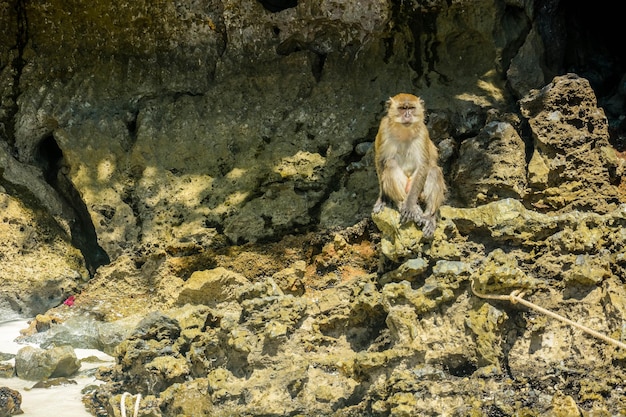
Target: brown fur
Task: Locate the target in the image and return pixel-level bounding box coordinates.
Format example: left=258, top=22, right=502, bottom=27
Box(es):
left=373, top=93, right=446, bottom=237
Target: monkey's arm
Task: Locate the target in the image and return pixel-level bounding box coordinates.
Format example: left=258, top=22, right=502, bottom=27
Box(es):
left=374, top=158, right=408, bottom=213
left=372, top=157, right=387, bottom=213
left=376, top=159, right=409, bottom=212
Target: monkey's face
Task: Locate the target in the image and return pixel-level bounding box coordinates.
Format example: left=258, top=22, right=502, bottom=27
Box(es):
left=387, top=93, right=424, bottom=126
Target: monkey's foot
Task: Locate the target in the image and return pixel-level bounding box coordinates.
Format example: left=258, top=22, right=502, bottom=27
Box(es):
left=372, top=200, right=386, bottom=214
left=420, top=216, right=436, bottom=238
left=400, top=207, right=436, bottom=238
left=400, top=205, right=424, bottom=224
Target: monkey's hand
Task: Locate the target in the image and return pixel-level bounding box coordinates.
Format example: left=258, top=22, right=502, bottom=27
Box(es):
left=399, top=204, right=424, bottom=224
left=372, top=198, right=386, bottom=214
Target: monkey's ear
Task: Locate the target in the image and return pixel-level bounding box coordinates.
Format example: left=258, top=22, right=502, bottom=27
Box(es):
left=385, top=97, right=394, bottom=110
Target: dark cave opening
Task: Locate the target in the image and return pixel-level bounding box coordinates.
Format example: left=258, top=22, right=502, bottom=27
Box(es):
left=36, top=135, right=110, bottom=276
left=559, top=0, right=626, bottom=150
left=562, top=0, right=624, bottom=93
left=37, top=135, right=63, bottom=184
left=257, top=0, right=297, bottom=13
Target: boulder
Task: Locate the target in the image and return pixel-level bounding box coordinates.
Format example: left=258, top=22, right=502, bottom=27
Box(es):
left=14, top=345, right=80, bottom=381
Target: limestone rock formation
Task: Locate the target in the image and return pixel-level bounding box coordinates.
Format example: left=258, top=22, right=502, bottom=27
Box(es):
left=453, top=117, right=528, bottom=206
left=1, top=0, right=626, bottom=416
left=0, top=143, right=88, bottom=320
left=521, top=73, right=620, bottom=212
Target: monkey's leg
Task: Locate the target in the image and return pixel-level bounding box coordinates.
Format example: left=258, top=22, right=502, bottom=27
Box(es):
left=400, top=168, right=426, bottom=224
left=419, top=166, right=446, bottom=237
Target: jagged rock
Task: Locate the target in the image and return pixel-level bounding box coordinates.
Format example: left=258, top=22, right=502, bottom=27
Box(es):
left=176, top=267, right=251, bottom=307
left=319, top=154, right=379, bottom=229
left=521, top=74, right=620, bottom=212
left=472, top=248, right=540, bottom=293
left=95, top=317, right=144, bottom=355
left=0, top=364, right=13, bottom=379
left=443, top=198, right=626, bottom=246
left=14, top=345, right=80, bottom=381
left=18, top=315, right=100, bottom=351
left=0, top=387, right=22, bottom=417
left=381, top=279, right=485, bottom=373
left=18, top=314, right=61, bottom=336
left=131, top=312, right=181, bottom=342
left=17, top=314, right=138, bottom=356
left=0, top=142, right=69, bottom=235
left=507, top=285, right=617, bottom=381
left=466, top=302, right=508, bottom=370
left=562, top=254, right=612, bottom=285
left=272, top=260, right=307, bottom=295
left=453, top=120, right=528, bottom=206
left=370, top=207, right=430, bottom=262
left=380, top=257, right=429, bottom=284
left=507, top=27, right=546, bottom=98
left=103, top=312, right=186, bottom=405
left=548, top=392, right=582, bottom=417
left=30, top=377, right=77, bottom=389
left=159, top=379, right=214, bottom=417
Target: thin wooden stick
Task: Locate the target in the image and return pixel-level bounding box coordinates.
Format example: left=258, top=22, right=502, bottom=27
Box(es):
left=471, top=280, right=626, bottom=350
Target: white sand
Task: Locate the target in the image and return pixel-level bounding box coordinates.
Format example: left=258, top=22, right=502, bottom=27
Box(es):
left=0, top=319, right=114, bottom=417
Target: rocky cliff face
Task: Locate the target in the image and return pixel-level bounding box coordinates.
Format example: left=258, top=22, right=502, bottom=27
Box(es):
left=2, top=0, right=626, bottom=416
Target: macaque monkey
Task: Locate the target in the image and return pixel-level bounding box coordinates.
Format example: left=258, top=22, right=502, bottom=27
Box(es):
left=372, top=93, right=446, bottom=237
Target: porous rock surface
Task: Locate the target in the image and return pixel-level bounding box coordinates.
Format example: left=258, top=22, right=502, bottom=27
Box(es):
left=1, top=0, right=626, bottom=416
left=0, top=387, right=22, bottom=417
